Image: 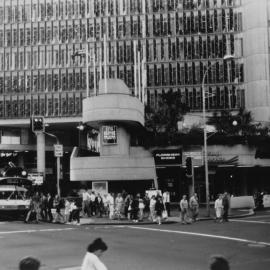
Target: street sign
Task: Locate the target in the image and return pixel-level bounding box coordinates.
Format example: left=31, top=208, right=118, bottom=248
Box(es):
left=54, top=144, right=63, bottom=157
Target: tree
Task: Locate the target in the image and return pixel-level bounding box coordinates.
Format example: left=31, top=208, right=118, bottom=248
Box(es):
left=208, top=108, right=264, bottom=136
left=145, top=90, right=188, bottom=143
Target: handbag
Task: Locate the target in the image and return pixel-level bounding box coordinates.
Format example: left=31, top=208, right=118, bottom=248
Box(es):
left=162, top=210, right=168, bottom=219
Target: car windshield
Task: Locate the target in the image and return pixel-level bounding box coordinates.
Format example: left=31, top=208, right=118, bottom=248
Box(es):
left=0, top=190, right=30, bottom=200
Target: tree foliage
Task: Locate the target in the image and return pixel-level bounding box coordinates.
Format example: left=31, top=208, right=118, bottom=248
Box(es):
left=145, top=90, right=188, bottom=139
left=207, top=108, right=267, bottom=136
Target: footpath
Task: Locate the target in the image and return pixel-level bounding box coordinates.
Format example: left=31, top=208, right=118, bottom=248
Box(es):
left=78, top=207, right=254, bottom=226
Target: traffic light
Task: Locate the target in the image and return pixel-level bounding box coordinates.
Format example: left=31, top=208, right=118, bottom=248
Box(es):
left=32, top=116, right=44, bottom=132
left=185, top=157, right=192, bottom=177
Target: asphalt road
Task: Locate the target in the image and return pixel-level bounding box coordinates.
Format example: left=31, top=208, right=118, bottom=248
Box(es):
left=0, top=211, right=270, bottom=270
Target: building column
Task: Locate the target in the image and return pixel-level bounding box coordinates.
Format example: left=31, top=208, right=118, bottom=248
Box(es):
left=36, top=132, right=45, bottom=176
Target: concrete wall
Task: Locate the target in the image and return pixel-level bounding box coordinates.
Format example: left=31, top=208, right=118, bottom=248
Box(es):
left=83, top=94, right=145, bottom=127
left=100, top=126, right=130, bottom=156
left=243, top=0, right=270, bottom=122
left=70, top=147, right=157, bottom=181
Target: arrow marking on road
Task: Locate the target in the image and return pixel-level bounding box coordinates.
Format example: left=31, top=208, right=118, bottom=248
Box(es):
left=123, top=226, right=270, bottom=247
left=0, top=228, right=75, bottom=235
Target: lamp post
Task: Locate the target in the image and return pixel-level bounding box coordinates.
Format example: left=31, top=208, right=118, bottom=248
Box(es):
left=202, top=55, right=234, bottom=216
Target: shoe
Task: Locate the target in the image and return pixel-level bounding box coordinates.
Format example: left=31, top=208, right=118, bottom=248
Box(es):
left=76, top=223, right=80, bottom=226
left=158, top=222, right=161, bottom=225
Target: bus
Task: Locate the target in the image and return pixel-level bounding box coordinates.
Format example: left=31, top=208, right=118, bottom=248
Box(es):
left=0, top=177, right=33, bottom=218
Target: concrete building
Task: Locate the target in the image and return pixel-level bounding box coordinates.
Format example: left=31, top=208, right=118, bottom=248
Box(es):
left=70, top=79, right=157, bottom=193
left=0, top=0, right=269, bottom=195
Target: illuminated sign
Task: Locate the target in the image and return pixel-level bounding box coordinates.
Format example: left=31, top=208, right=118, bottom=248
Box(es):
left=102, top=126, right=117, bottom=144
left=154, top=149, right=182, bottom=165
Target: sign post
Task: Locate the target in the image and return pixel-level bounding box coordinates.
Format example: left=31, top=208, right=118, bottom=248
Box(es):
left=54, top=144, right=63, bottom=197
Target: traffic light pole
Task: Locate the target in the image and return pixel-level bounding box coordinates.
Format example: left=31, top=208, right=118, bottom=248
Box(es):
left=44, top=132, right=61, bottom=197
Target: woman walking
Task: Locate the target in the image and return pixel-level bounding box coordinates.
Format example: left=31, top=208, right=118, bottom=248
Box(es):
left=81, top=238, right=108, bottom=270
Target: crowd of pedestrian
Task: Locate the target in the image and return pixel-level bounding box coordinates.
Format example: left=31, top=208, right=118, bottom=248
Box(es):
left=79, top=189, right=172, bottom=225
left=23, top=189, right=232, bottom=226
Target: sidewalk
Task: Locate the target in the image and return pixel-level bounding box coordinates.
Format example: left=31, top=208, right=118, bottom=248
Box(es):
left=78, top=207, right=254, bottom=226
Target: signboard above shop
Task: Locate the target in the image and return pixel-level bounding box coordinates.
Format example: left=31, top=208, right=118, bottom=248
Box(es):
left=153, top=149, right=182, bottom=165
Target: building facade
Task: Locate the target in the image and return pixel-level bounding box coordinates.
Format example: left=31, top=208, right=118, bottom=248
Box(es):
left=0, top=0, right=270, bottom=195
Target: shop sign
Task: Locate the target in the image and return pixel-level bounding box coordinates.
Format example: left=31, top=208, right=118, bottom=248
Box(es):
left=153, top=149, right=182, bottom=165
left=28, top=173, right=44, bottom=186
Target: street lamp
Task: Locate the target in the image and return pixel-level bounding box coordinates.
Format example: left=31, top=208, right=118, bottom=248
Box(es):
left=76, top=122, right=85, bottom=147
left=202, top=54, right=234, bottom=216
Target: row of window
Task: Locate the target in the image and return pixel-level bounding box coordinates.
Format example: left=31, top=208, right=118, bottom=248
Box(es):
left=148, top=86, right=245, bottom=111
left=0, top=58, right=243, bottom=95
left=0, top=10, right=242, bottom=47
left=0, top=0, right=241, bottom=24
left=0, top=93, right=82, bottom=118
left=0, top=34, right=241, bottom=72
left=0, top=9, right=241, bottom=48
left=146, top=60, right=244, bottom=87
left=0, top=84, right=244, bottom=119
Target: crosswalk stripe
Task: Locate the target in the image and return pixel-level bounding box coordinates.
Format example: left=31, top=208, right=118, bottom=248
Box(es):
left=231, top=219, right=270, bottom=225
left=58, top=267, right=80, bottom=270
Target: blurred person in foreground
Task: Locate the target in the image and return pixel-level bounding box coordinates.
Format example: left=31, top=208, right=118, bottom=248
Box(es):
left=81, top=238, right=108, bottom=270
left=19, top=256, right=40, bottom=270
left=209, top=255, right=230, bottom=270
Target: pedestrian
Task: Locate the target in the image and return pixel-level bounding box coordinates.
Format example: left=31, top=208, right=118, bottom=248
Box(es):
left=95, top=194, right=104, bottom=217
left=143, top=193, right=150, bottom=219
left=53, top=194, right=64, bottom=223
left=131, top=195, right=139, bottom=222
left=89, top=191, right=96, bottom=216
left=102, top=194, right=110, bottom=217
left=162, top=190, right=171, bottom=217
left=68, top=199, right=81, bottom=225
left=149, top=195, right=157, bottom=221
left=179, top=195, right=189, bottom=224
left=107, top=193, right=115, bottom=219
left=124, top=194, right=131, bottom=218
left=214, top=194, right=224, bottom=223
left=115, top=193, right=124, bottom=220
left=82, top=189, right=91, bottom=217
left=40, top=193, right=48, bottom=221
left=189, top=193, right=199, bottom=222
left=19, top=256, right=41, bottom=270
left=46, top=193, right=54, bottom=222
left=64, top=198, right=71, bottom=223
left=138, top=197, right=145, bottom=221
left=155, top=196, right=164, bottom=225
left=81, top=238, right=108, bottom=270
left=24, top=193, right=39, bottom=224
left=209, top=255, right=230, bottom=270
left=222, top=192, right=230, bottom=222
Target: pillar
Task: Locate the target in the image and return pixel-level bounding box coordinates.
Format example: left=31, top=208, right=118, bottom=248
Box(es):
left=36, top=132, right=45, bottom=176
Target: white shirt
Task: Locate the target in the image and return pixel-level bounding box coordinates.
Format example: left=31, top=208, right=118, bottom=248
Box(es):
left=82, top=192, right=91, bottom=201
left=163, top=192, right=170, bottom=203
left=81, top=252, right=108, bottom=270
left=215, top=198, right=223, bottom=209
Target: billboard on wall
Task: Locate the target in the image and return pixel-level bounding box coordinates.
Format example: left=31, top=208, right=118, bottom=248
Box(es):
left=102, top=126, right=117, bottom=144
left=153, top=149, right=182, bottom=165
